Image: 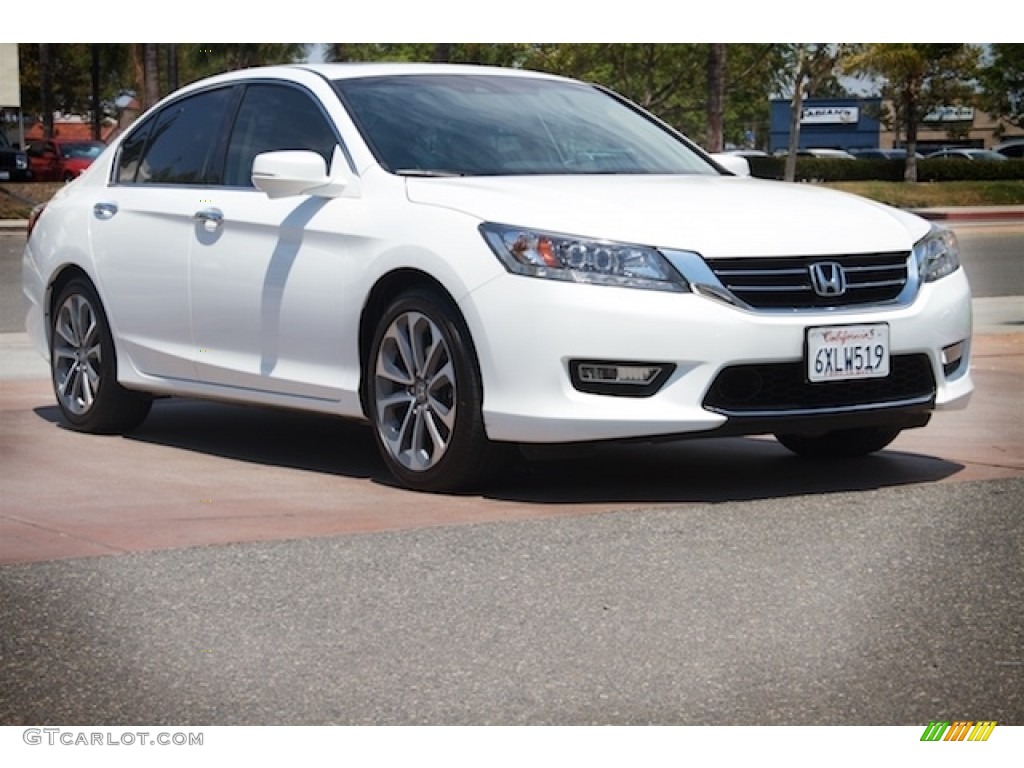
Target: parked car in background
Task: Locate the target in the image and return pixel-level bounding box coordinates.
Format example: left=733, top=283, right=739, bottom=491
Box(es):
left=993, top=139, right=1024, bottom=159
left=774, top=148, right=856, bottom=160
left=850, top=148, right=923, bottom=160
left=925, top=148, right=1008, bottom=161
left=22, top=63, right=974, bottom=492
left=0, top=132, right=32, bottom=181
left=27, top=139, right=106, bottom=181
left=721, top=149, right=771, bottom=158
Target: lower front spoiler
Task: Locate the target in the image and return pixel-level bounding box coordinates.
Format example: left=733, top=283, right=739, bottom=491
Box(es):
left=509, top=399, right=935, bottom=453
left=682, top=397, right=934, bottom=441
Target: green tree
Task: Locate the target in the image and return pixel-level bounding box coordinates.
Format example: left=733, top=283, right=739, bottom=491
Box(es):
left=185, top=43, right=305, bottom=77
left=979, top=43, right=1024, bottom=131
left=524, top=44, right=784, bottom=148
left=326, top=43, right=529, bottom=68
left=844, top=44, right=981, bottom=181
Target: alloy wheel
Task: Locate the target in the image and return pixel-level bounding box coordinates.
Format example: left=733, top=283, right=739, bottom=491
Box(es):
left=373, top=310, right=457, bottom=472
left=52, top=292, right=103, bottom=416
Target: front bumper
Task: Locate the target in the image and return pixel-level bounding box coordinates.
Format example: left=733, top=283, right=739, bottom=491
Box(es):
left=463, top=268, right=973, bottom=444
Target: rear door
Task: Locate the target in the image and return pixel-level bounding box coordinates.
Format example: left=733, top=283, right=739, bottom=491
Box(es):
left=87, top=86, right=237, bottom=381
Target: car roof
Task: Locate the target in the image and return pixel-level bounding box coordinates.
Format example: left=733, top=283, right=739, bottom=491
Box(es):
left=155, top=63, right=580, bottom=108
left=194, top=62, right=573, bottom=88
left=306, top=62, right=568, bottom=80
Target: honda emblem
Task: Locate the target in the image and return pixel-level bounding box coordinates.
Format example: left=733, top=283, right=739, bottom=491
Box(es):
left=809, top=262, right=847, bottom=297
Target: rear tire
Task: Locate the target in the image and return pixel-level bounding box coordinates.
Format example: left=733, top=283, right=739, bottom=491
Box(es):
left=367, top=288, right=500, bottom=492
left=774, top=426, right=901, bottom=458
left=50, top=278, right=152, bottom=434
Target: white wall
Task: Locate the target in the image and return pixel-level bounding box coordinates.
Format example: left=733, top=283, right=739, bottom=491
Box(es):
left=0, top=43, right=20, bottom=108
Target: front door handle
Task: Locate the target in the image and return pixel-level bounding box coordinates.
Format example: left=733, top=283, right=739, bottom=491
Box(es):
left=93, top=202, right=118, bottom=219
left=194, top=208, right=224, bottom=226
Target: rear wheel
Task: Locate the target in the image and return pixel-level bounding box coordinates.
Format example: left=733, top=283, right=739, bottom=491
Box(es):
left=50, top=278, right=151, bottom=434
left=774, top=426, right=901, bottom=458
left=368, top=288, right=499, bottom=492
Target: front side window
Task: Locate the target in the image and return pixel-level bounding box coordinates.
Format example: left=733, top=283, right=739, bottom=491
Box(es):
left=334, top=74, right=717, bottom=177
left=116, top=87, right=234, bottom=184
left=223, top=83, right=339, bottom=188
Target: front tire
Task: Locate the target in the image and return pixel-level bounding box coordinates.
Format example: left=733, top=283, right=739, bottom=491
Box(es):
left=50, top=278, right=152, bottom=434
left=368, top=288, right=497, bottom=492
left=774, top=426, right=901, bottom=458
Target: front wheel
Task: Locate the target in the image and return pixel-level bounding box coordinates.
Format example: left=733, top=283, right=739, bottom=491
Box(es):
left=50, top=278, right=152, bottom=434
left=367, top=288, right=499, bottom=492
left=774, top=426, right=901, bottom=458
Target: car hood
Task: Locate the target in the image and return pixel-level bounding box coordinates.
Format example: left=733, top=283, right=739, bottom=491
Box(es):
left=405, top=175, right=929, bottom=258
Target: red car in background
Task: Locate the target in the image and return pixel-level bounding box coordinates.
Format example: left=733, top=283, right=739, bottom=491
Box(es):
left=27, top=139, right=105, bottom=181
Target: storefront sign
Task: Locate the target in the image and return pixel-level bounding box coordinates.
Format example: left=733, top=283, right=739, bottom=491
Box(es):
left=801, top=106, right=859, bottom=125
left=923, top=106, right=975, bottom=122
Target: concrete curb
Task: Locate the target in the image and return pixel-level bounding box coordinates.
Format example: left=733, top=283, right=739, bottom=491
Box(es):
left=912, top=206, right=1024, bottom=222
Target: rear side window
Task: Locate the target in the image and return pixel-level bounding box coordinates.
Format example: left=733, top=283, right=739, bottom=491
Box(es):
left=116, top=87, right=234, bottom=184
left=223, top=83, right=339, bottom=187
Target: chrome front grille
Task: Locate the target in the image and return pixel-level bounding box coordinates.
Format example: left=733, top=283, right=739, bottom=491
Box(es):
left=703, top=252, right=911, bottom=309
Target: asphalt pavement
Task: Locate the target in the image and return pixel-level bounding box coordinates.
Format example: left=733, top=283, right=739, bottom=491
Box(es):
left=1, top=478, right=1021, bottom=726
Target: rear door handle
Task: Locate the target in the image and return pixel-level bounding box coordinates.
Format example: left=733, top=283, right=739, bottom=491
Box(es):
left=93, top=202, right=118, bottom=219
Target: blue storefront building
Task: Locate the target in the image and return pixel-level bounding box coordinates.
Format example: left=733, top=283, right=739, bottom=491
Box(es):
left=770, top=98, right=883, bottom=152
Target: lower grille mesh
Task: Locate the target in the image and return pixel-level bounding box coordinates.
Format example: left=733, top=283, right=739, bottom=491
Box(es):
left=704, top=354, right=935, bottom=413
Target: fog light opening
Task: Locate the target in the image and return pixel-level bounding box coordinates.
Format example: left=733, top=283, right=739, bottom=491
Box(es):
left=570, top=360, right=675, bottom=397
left=941, top=340, right=966, bottom=377
left=579, top=364, right=659, bottom=385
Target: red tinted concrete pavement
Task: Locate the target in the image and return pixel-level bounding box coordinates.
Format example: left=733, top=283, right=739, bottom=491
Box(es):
left=1, top=334, right=1021, bottom=565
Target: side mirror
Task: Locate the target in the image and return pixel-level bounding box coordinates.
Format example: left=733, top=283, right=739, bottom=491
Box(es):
left=251, top=147, right=354, bottom=199
left=710, top=153, right=751, bottom=178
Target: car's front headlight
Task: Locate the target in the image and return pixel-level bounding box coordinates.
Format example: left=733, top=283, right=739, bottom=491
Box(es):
left=480, top=223, right=689, bottom=293
left=913, top=226, right=961, bottom=283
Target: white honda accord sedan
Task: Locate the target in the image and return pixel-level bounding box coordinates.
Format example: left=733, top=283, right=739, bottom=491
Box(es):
left=23, top=63, right=973, bottom=491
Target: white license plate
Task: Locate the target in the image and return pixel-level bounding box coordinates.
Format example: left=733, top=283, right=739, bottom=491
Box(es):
left=807, top=323, right=890, bottom=382
left=0, top=170, right=10, bottom=180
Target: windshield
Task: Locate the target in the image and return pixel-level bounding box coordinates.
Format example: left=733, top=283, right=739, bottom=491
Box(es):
left=333, top=74, right=717, bottom=177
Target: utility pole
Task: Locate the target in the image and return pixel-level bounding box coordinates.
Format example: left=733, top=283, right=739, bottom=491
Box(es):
left=707, top=44, right=726, bottom=152
left=91, top=45, right=101, bottom=141
left=39, top=44, right=54, bottom=139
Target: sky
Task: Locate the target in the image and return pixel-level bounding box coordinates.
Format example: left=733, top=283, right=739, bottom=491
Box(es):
left=0, top=2, right=1011, bottom=44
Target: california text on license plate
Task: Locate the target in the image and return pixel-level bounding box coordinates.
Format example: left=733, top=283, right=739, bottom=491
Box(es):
left=806, top=323, right=890, bottom=383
